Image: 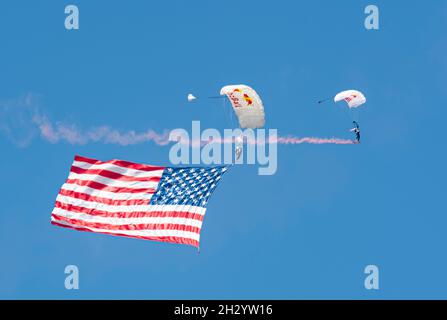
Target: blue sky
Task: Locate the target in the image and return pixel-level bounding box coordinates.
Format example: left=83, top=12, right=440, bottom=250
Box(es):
left=1, top=0, right=446, bottom=299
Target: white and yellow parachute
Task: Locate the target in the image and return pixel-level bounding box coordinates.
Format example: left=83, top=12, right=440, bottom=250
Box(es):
left=334, top=90, right=366, bottom=108
left=220, top=84, right=265, bottom=129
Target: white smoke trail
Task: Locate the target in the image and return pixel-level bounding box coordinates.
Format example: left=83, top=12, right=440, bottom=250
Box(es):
left=0, top=94, right=39, bottom=147
left=32, top=116, right=355, bottom=146
left=270, top=136, right=354, bottom=145
left=32, top=115, right=171, bottom=146
left=1, top=96, right=354, bottom=147
left=174, top=136, right=354, bottom=146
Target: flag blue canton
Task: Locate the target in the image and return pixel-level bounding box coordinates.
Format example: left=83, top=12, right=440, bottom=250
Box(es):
left=149, top=166, right=230, bottom=207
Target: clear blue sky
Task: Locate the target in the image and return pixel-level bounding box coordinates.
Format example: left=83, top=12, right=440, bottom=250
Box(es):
left=1, top=0, right=446, bottom=299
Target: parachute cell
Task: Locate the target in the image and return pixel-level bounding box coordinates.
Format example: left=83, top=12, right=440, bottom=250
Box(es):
left=334, top=90, right=366, bottom=108
left=220, top=85, right=265, bottom=129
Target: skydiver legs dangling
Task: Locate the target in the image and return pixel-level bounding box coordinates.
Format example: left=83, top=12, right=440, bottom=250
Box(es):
left=355, top=130, right=360, bottom=144
left=350, top=121, right=361, bottom=144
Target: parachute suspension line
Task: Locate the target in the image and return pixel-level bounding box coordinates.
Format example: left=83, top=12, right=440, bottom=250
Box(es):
left=227, top=98, right=234, bottom=126
left=343, top=107, right=360, bottom=123
left=221, top=96, right=231, bottom=128
left=317, top=97, right=331, bottom=104
left=219, top=97, right=240, bottom=161
left=221, top=97, right=241, bottom=161
left=336, top=104, right=354, bottom=133
left=342, top=106, right=352, bottom=121
left=351, top=107, right=361, bottom=123
left=221, top=96, right=236, bottom=129
left=207, top=96, right=225, bottom=99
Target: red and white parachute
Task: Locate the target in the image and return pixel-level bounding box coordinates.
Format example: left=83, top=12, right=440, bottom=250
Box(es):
left=187, top=84, right=265, bottom=129
left=219, top=85, right=265, bottom=129
left=334, top=90, right=366, bottom=108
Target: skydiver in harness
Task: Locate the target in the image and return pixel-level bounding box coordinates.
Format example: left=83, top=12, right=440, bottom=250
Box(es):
left=350, top=121, right=360, bottom=144
left=235, top=135, right=243, bottom=160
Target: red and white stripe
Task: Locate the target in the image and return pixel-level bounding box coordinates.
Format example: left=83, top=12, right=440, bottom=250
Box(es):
left=51, top=155, right=205, bottom=247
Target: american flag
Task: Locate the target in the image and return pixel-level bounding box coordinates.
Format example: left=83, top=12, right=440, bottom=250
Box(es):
left=51, top=155, right=229, bottom=248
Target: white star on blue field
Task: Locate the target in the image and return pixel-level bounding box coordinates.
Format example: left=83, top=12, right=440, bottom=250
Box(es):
left=0, top=0, right=446, bottom=299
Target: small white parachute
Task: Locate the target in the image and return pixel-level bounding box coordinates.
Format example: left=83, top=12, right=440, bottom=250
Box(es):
left=220, top=84, right=265, bottom=129
left=187, top=93, right=197, bottom=102
left=334, top=90, right=366, bottom=108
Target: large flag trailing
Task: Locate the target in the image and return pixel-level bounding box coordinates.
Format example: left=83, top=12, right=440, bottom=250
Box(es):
left=51, top=155, right=229, bottom=248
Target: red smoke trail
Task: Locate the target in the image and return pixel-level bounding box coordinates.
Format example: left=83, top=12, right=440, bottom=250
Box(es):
left=270, top=136, right=354, bottom=145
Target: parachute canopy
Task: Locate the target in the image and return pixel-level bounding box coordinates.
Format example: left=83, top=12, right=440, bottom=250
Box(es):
left=334, top=90, right=366, bottom=108
left=187, top=93, right=197, bottom=102
left=220, top=84, right=265, bottom=129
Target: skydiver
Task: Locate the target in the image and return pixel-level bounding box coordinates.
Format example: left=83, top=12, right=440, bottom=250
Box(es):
left=235, top=136, right=243, bottom=160
left=235, top=146, right=243, bottom=160
left=350, top=121, right=360, bottom=144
